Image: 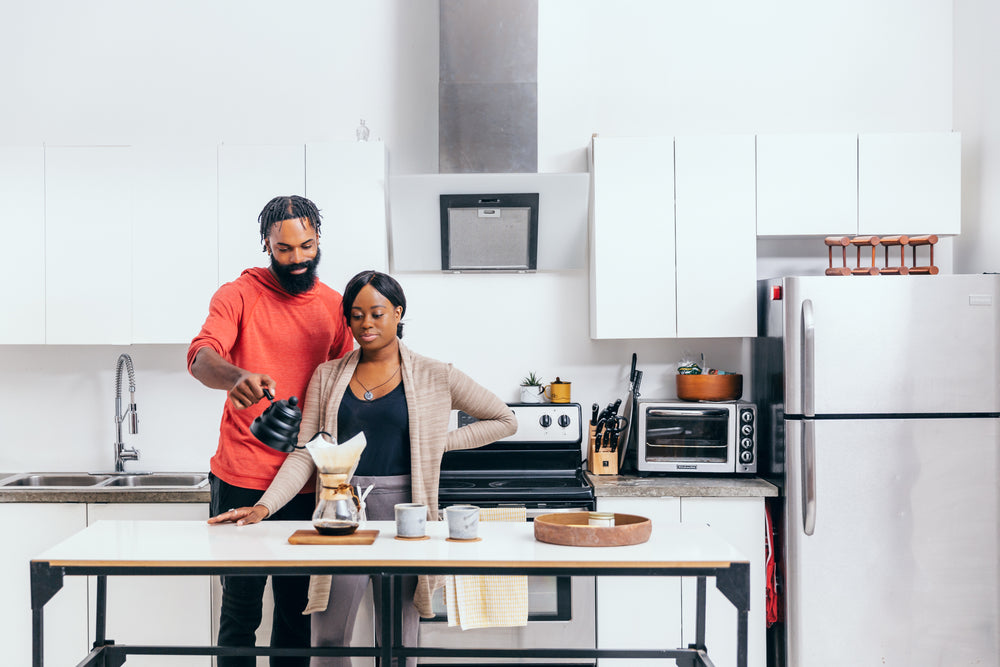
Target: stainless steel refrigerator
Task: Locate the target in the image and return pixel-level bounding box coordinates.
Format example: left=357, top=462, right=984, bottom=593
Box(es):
left=752, top=274, right=999, bottom=667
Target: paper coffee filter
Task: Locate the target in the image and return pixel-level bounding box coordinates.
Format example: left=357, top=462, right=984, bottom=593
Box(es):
left=305, top=431, right=367, bottom=477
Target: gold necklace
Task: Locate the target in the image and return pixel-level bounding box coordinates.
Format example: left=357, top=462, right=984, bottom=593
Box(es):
left=354, top=364, right=400, bottom=401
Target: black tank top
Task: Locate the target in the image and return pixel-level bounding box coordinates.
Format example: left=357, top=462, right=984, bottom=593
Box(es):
left=338, top=382, right=410, bottom=476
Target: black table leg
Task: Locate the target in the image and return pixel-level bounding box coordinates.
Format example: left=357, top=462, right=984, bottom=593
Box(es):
left=715, top=563, right=750, bottom=667
left=379, top=573, right=393, bottom=667
left=94, top=575, right=107, bottom=649
left=30, top=561, right=65, bottom=667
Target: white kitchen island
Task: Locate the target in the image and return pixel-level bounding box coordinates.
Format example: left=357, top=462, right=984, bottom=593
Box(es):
left=30, top=518, right=750, bottom=667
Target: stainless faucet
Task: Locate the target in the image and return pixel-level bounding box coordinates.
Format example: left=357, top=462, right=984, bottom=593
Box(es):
left=113, top=353, right=140, bottom=472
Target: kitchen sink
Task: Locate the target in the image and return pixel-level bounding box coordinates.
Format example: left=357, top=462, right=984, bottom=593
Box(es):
left=0, top=473, right=113, bottom=487
left=0, top=472, right=208, bottom=489
left=101, top=474, right=209, bottom=488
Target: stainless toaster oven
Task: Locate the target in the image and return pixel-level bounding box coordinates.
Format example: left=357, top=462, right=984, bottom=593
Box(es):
left=636, top=399, right=756, bottom=474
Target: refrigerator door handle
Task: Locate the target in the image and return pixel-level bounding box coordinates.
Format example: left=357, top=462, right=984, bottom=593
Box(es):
left=802, top=419, right=817, bottom=535
left=801, top=299, right=815, bottom=418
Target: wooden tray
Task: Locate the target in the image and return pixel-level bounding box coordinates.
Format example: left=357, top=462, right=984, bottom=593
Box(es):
left=534, top=512, right=651, bottom=547
left=288, top=529, right=379, bottom=545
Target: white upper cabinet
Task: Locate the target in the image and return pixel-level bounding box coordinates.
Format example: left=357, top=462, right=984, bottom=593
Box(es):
left=45, top=146, right=133, bottom=344
left=858, top=132, right=961, bottom=235
left=756, top=134, right=858, bottom=237
left=218, top=144, right=306, bottom=286
left=305, top=141, right=388, bottom=293
left=590, top=135, right=676, bottom=339
left=590, top=135, right=757, bottom=339
left=2, top=142, right=384, bottom=344
left=675, top=135, right=757, bottom=338
left=131, top=145, right=219, bottom=344
left=0, top=147, right=45, bottom=344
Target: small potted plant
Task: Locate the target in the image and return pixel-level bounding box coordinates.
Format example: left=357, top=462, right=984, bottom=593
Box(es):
left=520, top=371, right=544, bottom=404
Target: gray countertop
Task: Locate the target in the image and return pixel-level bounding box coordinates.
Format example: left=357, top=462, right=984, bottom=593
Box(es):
left=1, top=472, right=777, bottom=503
left=588, top=473, right=779, bottom=498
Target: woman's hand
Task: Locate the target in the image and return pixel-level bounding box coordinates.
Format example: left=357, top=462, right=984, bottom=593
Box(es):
left=207, top=505, right=269, bottom=526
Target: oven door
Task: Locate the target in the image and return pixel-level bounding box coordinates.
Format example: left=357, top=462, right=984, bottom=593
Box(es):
left=638, top=405, right=737, bottom=473
left=419, top=576, right=595, bottom=666
left=421, top=504, right=596, bottom=665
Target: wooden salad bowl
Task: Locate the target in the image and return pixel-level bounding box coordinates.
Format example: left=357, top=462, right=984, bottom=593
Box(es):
left=534, top=512, right=651, bottom=547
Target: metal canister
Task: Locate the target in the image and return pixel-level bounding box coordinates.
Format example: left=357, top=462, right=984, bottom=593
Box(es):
left=588, top=511, right=615, bottom=527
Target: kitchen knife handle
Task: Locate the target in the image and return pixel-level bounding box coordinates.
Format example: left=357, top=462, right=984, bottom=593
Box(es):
left=801, top=299, right=815, bottom=418
left=802, top=419, right=817, bottom=536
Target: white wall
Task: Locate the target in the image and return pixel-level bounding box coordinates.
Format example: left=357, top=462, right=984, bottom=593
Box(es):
left=0, top=0, right=964, bottom=473
left=954, top=0, right=1000, bottom=273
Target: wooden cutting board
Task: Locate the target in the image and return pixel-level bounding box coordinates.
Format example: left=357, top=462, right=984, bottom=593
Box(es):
left=288, top=529, right=380, bottom=545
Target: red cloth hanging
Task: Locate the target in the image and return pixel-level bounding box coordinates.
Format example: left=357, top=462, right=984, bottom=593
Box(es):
left=764, top=502, right=781, bottom=627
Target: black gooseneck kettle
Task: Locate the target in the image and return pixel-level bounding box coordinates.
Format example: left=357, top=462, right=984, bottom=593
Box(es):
left=250, top=388, right=303, bottom=452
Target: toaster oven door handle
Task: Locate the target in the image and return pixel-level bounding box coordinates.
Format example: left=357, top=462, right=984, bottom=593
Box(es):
left=646, top=427, right=685, bottom=437
left=647, top=409, right=728, bottom=417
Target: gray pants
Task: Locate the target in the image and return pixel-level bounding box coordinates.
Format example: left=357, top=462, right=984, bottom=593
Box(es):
left=310, top=474, right=419, bottom=667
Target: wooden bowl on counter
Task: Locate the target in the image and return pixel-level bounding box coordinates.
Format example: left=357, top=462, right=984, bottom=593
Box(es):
left=534, top=512, right=651, bottom=547
left=676, top=373, right=743, bottom=401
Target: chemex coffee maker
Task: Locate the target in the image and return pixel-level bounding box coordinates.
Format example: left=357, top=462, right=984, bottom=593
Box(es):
left=250, top=391, right=368, bottom=535
left=307, top=432, right=368, bottom=535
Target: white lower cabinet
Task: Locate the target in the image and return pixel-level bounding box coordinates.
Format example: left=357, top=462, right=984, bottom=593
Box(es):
left=87, top=503, right=212, bottom=666
left=596, top=495, right=766, bottom=667
left=680, top=496, right=766, bottom=667
left=595, top=496, right=681, bottom=667
left=0, top=503, right=89, bottom=667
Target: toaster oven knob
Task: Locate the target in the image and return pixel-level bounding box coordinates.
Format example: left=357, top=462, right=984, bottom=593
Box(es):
left=740, top=449, right=754, bottom=463
left=741, top=437, right=754, bottom=450
left=539, top=414, right=552, bottom=428
left=741, top=424, right=754, bottom=436
left=558, top=414, right=571, bottom=428
left=740, top=410, right=754, bottom=423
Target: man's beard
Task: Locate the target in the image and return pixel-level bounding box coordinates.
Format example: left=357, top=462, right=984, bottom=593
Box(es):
left=271, top=248, right=321, bottom=295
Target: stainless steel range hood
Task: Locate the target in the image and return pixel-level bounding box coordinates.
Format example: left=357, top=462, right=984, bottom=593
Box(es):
left=438, top=0, right=537, bottom=173
left=388, top=1, right=589, bottom=273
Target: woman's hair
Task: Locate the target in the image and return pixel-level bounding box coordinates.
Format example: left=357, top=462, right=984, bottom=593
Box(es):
left=342, top=270, right=407, bottom=339
left=258, top=195, right=322, bottom=247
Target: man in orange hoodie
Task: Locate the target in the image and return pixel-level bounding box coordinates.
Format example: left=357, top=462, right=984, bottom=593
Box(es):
left=188, top=195, right=354, bottom=666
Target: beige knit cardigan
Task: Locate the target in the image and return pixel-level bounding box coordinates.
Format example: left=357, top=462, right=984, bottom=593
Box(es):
left=257, top=341, right=517, bottom=616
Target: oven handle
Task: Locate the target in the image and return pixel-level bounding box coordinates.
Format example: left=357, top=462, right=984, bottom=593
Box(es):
left=440, top=504, right=594, bottom=521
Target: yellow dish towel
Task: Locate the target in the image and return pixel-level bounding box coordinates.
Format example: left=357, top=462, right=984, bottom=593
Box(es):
left=444, top=506, right=529, bottom=630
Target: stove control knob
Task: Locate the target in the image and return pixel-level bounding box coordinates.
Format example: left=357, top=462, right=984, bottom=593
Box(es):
left=539, top=414, right=552, bottom=428
left=558, top=414, right=571, bottom=428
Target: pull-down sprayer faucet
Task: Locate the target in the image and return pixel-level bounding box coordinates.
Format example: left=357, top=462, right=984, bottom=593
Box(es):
left=113, top=353, right=140, bottom=472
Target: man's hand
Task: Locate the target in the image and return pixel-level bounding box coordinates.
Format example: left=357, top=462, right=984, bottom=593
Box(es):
left=228, top=373, right=276, bottom=409
left=190, top=348, right=275, bottom=409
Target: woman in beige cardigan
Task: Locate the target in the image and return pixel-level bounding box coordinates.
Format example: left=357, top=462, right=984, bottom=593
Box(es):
left=210, top=270, right=517, bottom=667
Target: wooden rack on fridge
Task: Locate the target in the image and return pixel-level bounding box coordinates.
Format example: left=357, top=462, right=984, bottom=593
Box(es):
left=825, top=234, right=938, bottom=276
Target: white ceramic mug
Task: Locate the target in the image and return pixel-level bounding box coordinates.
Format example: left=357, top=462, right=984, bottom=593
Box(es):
left=520, top=385, right=543, bottom=403
left=445, top=504, right=480, bottom=540
left=394, top=503, right=427, bottom=538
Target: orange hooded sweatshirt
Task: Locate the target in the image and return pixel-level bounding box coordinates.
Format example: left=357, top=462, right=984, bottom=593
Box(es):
left=187, top=267, right=354, bottom=491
